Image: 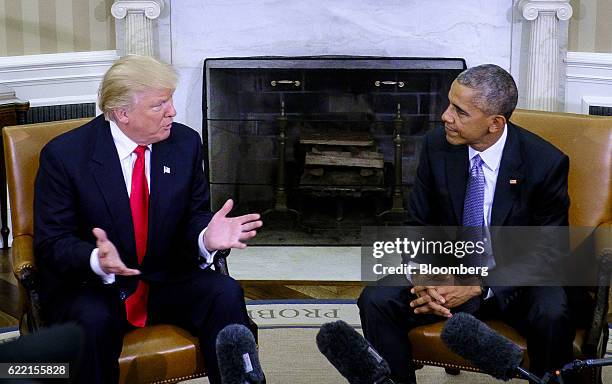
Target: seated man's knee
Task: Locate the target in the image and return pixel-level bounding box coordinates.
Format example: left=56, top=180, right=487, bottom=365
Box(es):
left=528, top=300, right=570, bottom=333
left=76, top=309, right=123, bottom=341
left=215, top=276, right=245, bottom=304
left=358, top=286, right=396, bottom=312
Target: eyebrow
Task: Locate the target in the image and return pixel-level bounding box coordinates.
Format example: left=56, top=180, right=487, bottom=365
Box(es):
left=149, top=98, right=167, bottom=106
left=452, top=102, right=469, bottom=116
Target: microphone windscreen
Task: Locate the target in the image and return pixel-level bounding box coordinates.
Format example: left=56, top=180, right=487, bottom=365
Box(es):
left=216, top=324, right=265, bottom=384
left=316, top=320, right=391, bottom=384
left=441, top=313, right=523, bottom=381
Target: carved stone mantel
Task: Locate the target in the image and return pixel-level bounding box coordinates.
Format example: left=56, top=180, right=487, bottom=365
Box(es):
left=518, top=0, right=573, bottom=111
left=111, top=0, right=165, bottom=57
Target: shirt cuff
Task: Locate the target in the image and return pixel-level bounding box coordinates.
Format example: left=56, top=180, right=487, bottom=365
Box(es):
left=405, top=261, right=420, bottom=284
left=198, top=228, right=217, bottom=269
left=90, top=248, right=115, bottom=284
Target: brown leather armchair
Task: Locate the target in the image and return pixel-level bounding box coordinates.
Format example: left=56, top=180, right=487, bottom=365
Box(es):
left=3, top=118, right=251, bottom=384
left=407, top=109, right=612, bottom=383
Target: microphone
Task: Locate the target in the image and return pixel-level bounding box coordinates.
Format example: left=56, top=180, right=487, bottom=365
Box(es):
left=316, top=320, right=395, bottom=384
left=441, top=313, right=543, bottom=383
left=216, top=324, right=266, bottom=384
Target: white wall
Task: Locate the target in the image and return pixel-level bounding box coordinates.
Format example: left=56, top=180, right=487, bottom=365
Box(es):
left=565, top=51, right=612, bottom=113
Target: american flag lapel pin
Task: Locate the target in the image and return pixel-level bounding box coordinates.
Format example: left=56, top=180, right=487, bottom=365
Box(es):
left=163, top=166, right=171, bottom=174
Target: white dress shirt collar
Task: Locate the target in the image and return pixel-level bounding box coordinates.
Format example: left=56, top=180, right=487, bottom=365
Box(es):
left=468, top=123, right=508, bottom=172
left=108, top=120, right=152, bottom=159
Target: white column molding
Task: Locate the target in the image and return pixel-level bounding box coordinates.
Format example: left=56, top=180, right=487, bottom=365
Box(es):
left=518, top=0, right=572, bottom=111
left=111, top=0, right=164, bottom=56
left=520, top=0, right=572, bottom=21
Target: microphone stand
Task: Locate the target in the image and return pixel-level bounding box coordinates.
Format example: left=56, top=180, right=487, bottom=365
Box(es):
left=550, top=357, right=612, bottom=384
left=511, top=356, right=612, bottom=384
left=515, top=367, right=546, bottom=384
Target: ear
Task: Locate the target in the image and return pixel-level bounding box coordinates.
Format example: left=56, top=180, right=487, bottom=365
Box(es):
left=488, top=115, right=506, bottom=134
left=113, top=108, right=129, bottom=125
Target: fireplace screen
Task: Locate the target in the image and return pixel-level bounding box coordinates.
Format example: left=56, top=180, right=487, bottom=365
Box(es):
left=203, top=57, right=466, bottom=245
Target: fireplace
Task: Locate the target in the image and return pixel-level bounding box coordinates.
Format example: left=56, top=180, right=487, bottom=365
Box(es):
left=202, top=57, right=466, bottom=245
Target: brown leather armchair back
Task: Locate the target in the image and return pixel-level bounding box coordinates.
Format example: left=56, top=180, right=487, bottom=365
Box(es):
left=510, top=109, right=612, bottom=230
left=3, top=119, right=209, bottom=383
left=4, top=119, right=91, bottom=272
left=407, top=109, right=612, bottom=384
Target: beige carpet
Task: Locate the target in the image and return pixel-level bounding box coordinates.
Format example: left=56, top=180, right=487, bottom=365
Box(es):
left=183, top=327, right=612, bottom=383
left=181, top=300, right=612, bottom=383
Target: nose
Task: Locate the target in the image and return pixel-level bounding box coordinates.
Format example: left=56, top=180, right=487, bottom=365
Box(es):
left=166, top=100, right=176, bottom=118
left=441, top=104, right=453, bottom=124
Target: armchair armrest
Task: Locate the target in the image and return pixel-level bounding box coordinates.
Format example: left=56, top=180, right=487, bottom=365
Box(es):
left=211, top=249, right=259, bottom=342
left=11, top=234, right=44, bottom=332
left=583, top=223, right=612, bottom=356
left=213, top=249, right=231, bottom=276
left=594, top=223, right=612, bottom=255
left=11, top=234, right=35, bottom=278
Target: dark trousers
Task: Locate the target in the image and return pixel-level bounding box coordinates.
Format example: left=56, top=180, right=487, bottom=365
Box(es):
left=357, top=283, right=575, bottom=383
left=47, top=268, right=250, bottom=384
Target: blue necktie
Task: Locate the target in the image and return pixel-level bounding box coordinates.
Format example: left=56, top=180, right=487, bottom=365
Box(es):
left=463, top=154, right=485, bottom=227
left=462, top=155, right=493, bottom=269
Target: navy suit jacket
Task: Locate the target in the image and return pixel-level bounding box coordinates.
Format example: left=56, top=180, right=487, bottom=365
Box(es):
left=34, top=115, right=213, bottom=309
left=407, top=122, right=570, bottom=310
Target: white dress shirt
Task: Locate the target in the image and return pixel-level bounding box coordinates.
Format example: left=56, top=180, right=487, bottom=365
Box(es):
left=90, top=120, right=215, bottom=283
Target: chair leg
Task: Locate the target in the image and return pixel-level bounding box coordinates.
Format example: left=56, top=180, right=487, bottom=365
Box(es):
left=445, top=368, right=460, bottom=375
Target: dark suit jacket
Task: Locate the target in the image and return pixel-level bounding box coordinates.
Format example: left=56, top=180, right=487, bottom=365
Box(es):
left=34, top=115, right=213, bottom=310
left=407, top=122, right=570, bottom=310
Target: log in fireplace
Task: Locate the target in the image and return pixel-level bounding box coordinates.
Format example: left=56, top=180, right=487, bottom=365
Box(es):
left=202, top=57, right=466, bottom=245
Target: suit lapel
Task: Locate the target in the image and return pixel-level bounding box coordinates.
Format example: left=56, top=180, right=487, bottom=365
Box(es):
left=148, top=138, right=176, bottom=257
left=491, top=123, right=523, bottom=226
left=90, top=119, right=137, bottom=263
left=445, top=143, right=469, bottom=225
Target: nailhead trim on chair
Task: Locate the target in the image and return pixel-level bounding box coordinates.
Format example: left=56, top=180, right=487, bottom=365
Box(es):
left=412, top=359, right=481, bottom=373
left=15, top=263, right=35, bottom=274
left=149, top=372, right=206, bottom=384
left=413, top=359, right=535, bottom=380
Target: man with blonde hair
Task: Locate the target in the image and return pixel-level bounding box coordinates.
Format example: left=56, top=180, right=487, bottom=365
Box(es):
left=34, top=55, right=262, bottom=383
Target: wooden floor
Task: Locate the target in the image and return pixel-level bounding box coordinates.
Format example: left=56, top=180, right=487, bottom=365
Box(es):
left=0, top=248, right=19, bottom=329
left=242, top=280, right=363, bottom=300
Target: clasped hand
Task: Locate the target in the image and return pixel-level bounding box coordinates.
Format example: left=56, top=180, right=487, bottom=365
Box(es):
left=410, top=275, right=481, bottom=318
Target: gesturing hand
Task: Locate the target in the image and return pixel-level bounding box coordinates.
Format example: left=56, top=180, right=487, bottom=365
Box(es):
left=92, top=228, right=141, bottom=276
left=203, top=199, right=263, bottom=252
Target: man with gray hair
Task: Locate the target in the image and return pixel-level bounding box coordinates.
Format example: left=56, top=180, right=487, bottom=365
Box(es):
left=34, top=55, right=262, bottom=383
left=358, top=64, right=578, bottom=383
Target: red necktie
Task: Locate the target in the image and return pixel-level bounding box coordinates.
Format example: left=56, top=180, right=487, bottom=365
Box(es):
left=125, top=145, right=149, bottom=327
